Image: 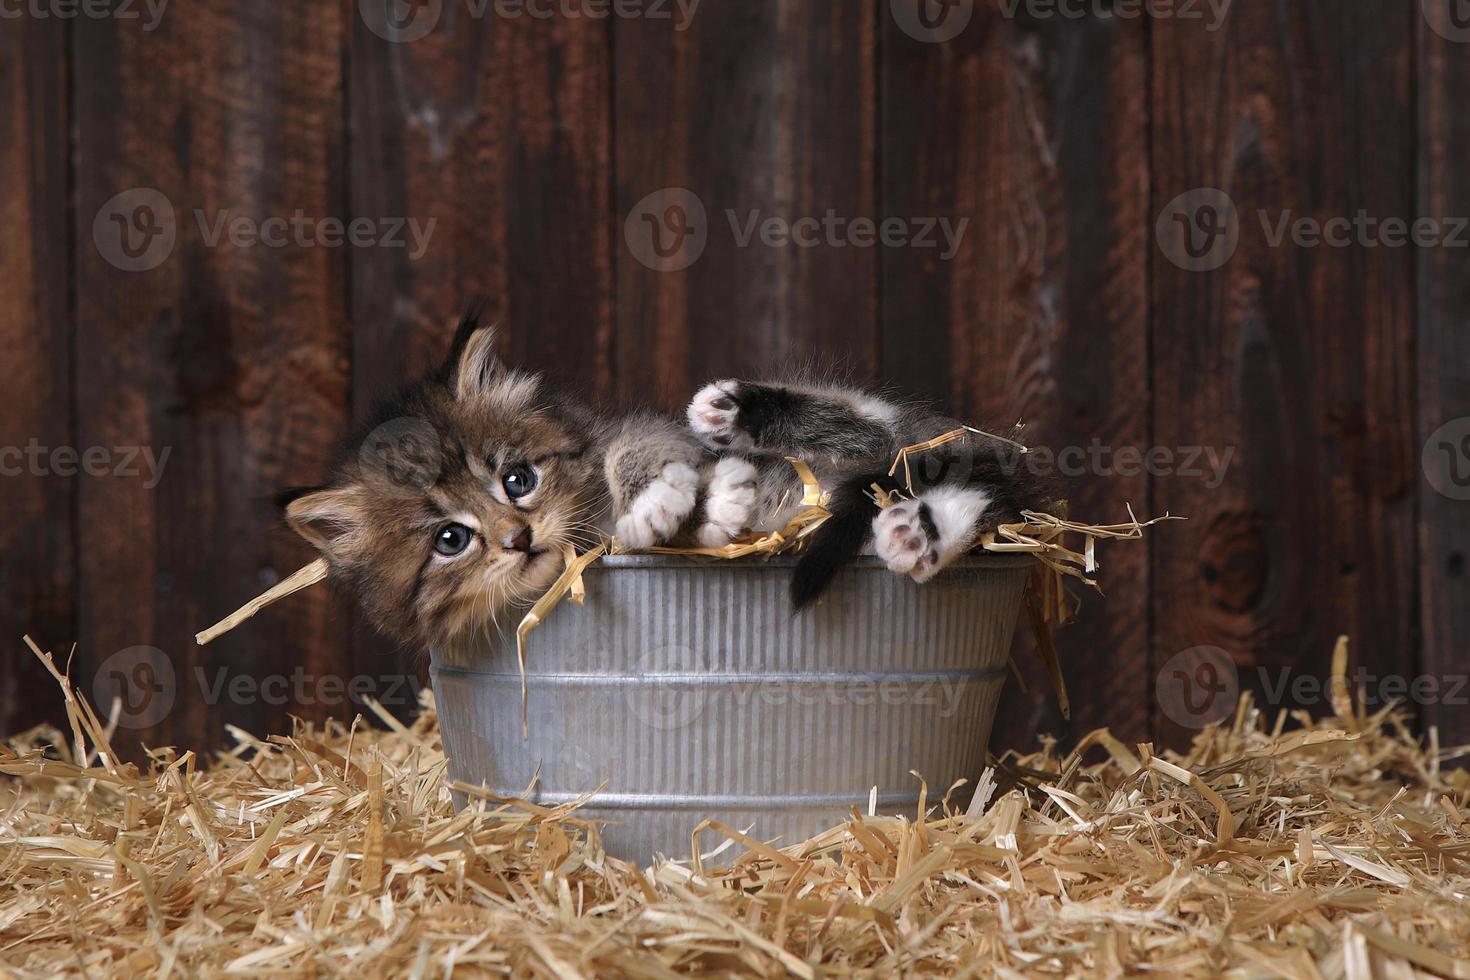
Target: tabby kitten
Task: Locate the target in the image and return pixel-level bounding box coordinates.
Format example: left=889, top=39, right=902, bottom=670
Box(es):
left=282, top=315, right=758, bottom=650
left=685, top=379, right=1046, bottom=607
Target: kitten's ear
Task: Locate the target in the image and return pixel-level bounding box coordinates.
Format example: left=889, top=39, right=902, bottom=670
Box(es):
left=283, top=486, right=367, bottom=555
left=446, top=312, right=503, bottom=402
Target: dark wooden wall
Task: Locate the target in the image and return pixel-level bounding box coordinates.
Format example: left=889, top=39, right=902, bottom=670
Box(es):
left=2, top=1, right=1466, bottom=756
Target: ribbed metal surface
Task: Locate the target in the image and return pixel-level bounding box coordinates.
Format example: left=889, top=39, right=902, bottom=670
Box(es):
left=431, top=553, right=1033, bottom=861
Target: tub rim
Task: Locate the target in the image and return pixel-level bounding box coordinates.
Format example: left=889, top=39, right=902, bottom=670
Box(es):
left=590, top=552, right=1039, bottom=570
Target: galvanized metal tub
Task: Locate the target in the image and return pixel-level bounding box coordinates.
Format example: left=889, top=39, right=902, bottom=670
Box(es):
left=430, top=553, right=1034, bottom=861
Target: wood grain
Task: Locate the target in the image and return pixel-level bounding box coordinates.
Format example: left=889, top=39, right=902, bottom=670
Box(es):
left=0, top=18, right=73, bottom=735
left=1, top=4, right=1462, bottom=758
left=614, top=0, right=879, bottom=411
left=882, top=4, right=1152, bottom=750
left=350, top=6, right=614, bottom=402
left=1150, top=2, right=1418, bottom=747
left=1417, top=8, right=1470, bottom=748
left=349, top=3, right=616, bottom=697
left=72, top=2, right=352, bottom=750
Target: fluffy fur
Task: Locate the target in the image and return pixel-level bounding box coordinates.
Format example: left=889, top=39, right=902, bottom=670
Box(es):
left=284, top=325, right=1045, bottom=647
left=684, top=379, right=1047, bottom=607
left=283, top=315, right=728, bottom=651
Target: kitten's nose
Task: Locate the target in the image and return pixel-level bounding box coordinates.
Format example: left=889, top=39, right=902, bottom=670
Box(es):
left=504, top=525, right=534, bottom=553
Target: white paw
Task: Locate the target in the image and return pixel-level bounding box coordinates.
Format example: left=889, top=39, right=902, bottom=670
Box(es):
left=873, top=499, right=943, bottom=582
left=697, top=457, right=759, bottom=546
left=616, top=462, right=699, bottom=550
left=687, top=381, right=755, bottom=451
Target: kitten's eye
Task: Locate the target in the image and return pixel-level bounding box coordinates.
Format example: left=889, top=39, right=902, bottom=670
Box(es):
left=502, top=463, right=539, bottom=500
left=433, top=523, right=474, bottom=557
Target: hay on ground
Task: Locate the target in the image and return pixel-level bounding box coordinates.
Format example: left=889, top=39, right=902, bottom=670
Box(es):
left=3, top=638, right=1469, bottom=977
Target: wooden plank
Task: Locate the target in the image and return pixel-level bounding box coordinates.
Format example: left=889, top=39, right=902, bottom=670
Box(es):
left=615, top=0, right=879, bottom=411
left=349, top=4, right=615, bottom=698
left=882, top=5, right=1152, bottom=751
left=1417, top=7, right=1470, bottom=749
left=350, top=7, right=615, bottom=401
left=0, top=18, right=73, bottom=735
left=1150, top=2, right=1417, bottom=746
left=73, top=3, right=352, bottom=751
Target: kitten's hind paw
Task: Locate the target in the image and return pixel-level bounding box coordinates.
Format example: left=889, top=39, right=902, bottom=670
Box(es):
left=616, top=462, right=700, bottom=550
left=687, top=381, right=755, bottom=451
left=873, top=499, right=943, bottom=582
left=696, top=457, right=759, bottom=547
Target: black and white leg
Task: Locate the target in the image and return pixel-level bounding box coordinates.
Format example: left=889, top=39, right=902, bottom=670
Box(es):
left=687, top=380, right=895, bottom=459
left=873, top=487, right=995, bottom=582
left=686, top=381, right=757, bottom=452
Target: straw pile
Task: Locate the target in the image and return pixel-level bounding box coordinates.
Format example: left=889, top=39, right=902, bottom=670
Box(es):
left=3, top=639, right=1469, bottom=978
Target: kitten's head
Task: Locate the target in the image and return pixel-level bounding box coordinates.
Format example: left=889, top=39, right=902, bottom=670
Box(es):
left=283, top=316, right=605, bottom=650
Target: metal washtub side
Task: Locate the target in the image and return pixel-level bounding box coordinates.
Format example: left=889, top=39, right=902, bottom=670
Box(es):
left=430, top=553, right=1035, bottom=860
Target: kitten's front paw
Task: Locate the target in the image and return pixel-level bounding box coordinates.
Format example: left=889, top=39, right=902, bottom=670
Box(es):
left=687, top=381, right=755, bottom=451
left=874, top=499, right=943, bottom=582
left=697, top=457, right=759, bottom=547
left=616, top=462, right=700, bottom=550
